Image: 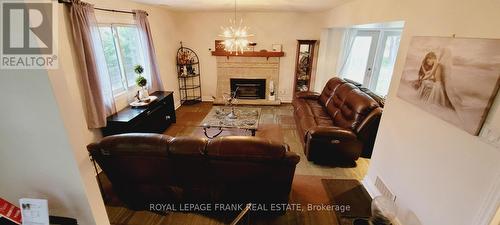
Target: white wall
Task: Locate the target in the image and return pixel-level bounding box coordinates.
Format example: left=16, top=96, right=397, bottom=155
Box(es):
left=314, top=27, right=345, bottom=91
left=0, top=70, right=99, bottom=224
left=321, top=0, right=500, bottom=225
left=172, top=11, right=323, bottom=102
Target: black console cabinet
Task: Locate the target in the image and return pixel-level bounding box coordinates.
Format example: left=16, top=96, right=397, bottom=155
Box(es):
left=102, top=91, right=176, bottom=136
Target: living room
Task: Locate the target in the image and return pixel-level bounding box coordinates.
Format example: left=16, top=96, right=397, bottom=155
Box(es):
left=1, top=0, right=500, bottom=225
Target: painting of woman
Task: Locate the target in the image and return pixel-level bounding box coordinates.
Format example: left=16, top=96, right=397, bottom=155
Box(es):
left=398, top=36, right=500, bottom=135
left=415, top=51, right=454, bottom=109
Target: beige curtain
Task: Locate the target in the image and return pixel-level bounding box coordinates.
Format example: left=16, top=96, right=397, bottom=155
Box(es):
left=69, top=0, right=116, bottom=128
left=133, top=10, right=164, bottom=92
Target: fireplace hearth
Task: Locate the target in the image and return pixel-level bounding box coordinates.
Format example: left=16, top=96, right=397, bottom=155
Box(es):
left=230, top=78, right=266, bottom=99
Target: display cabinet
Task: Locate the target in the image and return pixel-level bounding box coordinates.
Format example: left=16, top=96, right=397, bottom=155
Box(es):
left=293, top=40, right=317, bottom=94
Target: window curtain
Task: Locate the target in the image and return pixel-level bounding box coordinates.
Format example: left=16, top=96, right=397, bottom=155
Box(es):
left=133, top=10, right=164, bottom=92
left=337, top=28, right=358, bottom=76
left=69, top=0, right=116, bottom=128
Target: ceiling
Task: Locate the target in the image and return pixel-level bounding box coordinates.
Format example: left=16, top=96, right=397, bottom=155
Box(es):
left=131, top=0, right=350, bottom=12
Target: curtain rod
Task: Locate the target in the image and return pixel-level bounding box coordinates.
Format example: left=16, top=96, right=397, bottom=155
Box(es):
left=57, top=0, right=149, bottom=16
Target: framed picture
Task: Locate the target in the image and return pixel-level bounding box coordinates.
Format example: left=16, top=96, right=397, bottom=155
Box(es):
left=215, top=40, right=225, bottom=52
left=397, top=36, right=500, bottom=135
left=271, top=44, right=282, bottom=52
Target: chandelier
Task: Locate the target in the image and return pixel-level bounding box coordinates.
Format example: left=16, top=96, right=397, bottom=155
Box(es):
left=219, top=0, right=254, bottom=55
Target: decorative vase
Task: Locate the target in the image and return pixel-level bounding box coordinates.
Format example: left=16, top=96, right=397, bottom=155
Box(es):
left=227, top=107, right=237, bottom=119
left=269, top=80, right=276, bottom=101
left=182, top=65, right=188, bottom=76
left=138, top=87, right=149, bottom=101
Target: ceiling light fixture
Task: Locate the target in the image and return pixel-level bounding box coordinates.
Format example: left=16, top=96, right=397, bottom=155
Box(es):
left=219, top=0, right=254, bottom=55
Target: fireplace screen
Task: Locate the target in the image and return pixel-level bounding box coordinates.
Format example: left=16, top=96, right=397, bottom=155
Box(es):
left=230, top=78, right=266, bottom=99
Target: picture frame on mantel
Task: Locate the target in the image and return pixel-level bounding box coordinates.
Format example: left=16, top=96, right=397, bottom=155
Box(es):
left=215, top=40, right=225, bottom=52
left=272, top=44, right=282, bottom=52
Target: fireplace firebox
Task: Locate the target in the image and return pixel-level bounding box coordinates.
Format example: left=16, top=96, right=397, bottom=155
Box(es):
left=230, top=78, right=266, bottom=99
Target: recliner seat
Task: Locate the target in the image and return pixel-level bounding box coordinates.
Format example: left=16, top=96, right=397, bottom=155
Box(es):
left=292, top=77, right=383, bottom=164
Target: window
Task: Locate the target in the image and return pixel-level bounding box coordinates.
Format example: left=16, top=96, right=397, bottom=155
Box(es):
left=340, top=29, right=402, bottom=97
left=98, top=24, right=145, bottom=95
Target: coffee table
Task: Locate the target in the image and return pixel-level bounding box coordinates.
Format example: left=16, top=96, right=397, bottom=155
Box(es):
left=200, top=106, right=261, bottom=138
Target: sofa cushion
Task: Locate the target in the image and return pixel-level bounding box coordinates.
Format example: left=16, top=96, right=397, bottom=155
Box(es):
left=298, top=116, right=318, bottom=133
left=295, top=99, right=323, bottom=116
left=87, top=133, right=173, bottom=185
left=315, top=117, right=335, bottom=127
left=167, top=136, right=208, bottom=157
left=95, top=133, right=171, bottom=157
left=206, top=136, right=288, bottom=161
left=319, top=78, right=346, bottom=106
left=323, top=83, right=353, bottom=122
left=332, top=86, right=380, bottom=130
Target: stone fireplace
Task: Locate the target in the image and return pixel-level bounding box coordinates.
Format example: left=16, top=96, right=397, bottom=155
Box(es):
left=214, top=56, right=281, bottom=105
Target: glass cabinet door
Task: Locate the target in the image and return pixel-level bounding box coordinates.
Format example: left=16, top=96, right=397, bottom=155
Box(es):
left=294, top=40, right=317, bottom=94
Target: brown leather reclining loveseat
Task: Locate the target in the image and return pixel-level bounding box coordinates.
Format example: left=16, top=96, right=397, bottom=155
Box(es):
left=87, top=133, right=300, bottom=210
left=292, top=77, right=383, bottom=165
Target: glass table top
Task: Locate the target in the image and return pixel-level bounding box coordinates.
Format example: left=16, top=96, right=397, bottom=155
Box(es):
left=200, top=106, right=261, bottom=130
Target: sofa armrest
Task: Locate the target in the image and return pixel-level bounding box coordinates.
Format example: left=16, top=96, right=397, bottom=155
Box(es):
left=284, top=151, right=301, bottom=165
left=308, top=126, right=358, bottom=141
left=295, top=91, right=320, bottom=100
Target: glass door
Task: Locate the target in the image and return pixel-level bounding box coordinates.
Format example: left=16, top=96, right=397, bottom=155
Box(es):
left=370, top=31, right=402, bottom=95
left=340, top=29, right=402, bottom=97
left=341, top=30, right=379, bottom=85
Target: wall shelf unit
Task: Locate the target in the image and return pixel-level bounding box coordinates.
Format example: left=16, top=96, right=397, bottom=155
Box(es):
left=177, top=43, right=202, bottom=105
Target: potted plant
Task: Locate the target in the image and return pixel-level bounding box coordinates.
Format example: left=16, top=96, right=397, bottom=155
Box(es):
left=134, top=65, right=149, bottom=101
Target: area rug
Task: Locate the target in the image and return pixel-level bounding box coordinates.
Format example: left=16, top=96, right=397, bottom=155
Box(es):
left=321, top=179, right=372, bottom=218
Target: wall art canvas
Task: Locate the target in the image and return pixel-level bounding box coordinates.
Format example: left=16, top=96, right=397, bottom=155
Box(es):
left=398, top=36, right=500, bottom=135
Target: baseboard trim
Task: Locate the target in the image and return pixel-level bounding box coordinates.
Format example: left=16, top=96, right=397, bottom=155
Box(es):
left=202, top=96, right=214, bottom=102
left=174, top=101, right=181, bottom=109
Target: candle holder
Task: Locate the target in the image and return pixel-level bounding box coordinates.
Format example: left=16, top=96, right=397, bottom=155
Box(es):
left=223, top=87, right=239, bottom=119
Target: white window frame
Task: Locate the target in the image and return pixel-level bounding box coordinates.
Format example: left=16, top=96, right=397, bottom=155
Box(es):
left=98, top=23, right=145, bottom=97
left=340, top=28, right=402, bottom=97
left=369, top=30, right=402, bottom=92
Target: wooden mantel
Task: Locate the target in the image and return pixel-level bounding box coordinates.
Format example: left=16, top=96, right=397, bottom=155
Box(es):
left=211, top=51, right=285, bottom=59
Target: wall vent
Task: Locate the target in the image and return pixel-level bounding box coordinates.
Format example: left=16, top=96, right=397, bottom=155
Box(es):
left=375, top=176, right=397, bottom=202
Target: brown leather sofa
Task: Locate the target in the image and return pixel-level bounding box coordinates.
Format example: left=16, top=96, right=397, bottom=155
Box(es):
left=87, top=133, right=300, bottom=210
left=292, top=77, right=383, bottom=164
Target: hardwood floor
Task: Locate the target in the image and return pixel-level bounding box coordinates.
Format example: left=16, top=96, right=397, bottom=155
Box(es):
left=104, top=102, right=370, bottom=225
left=164, top=102, right=369, bottom=179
